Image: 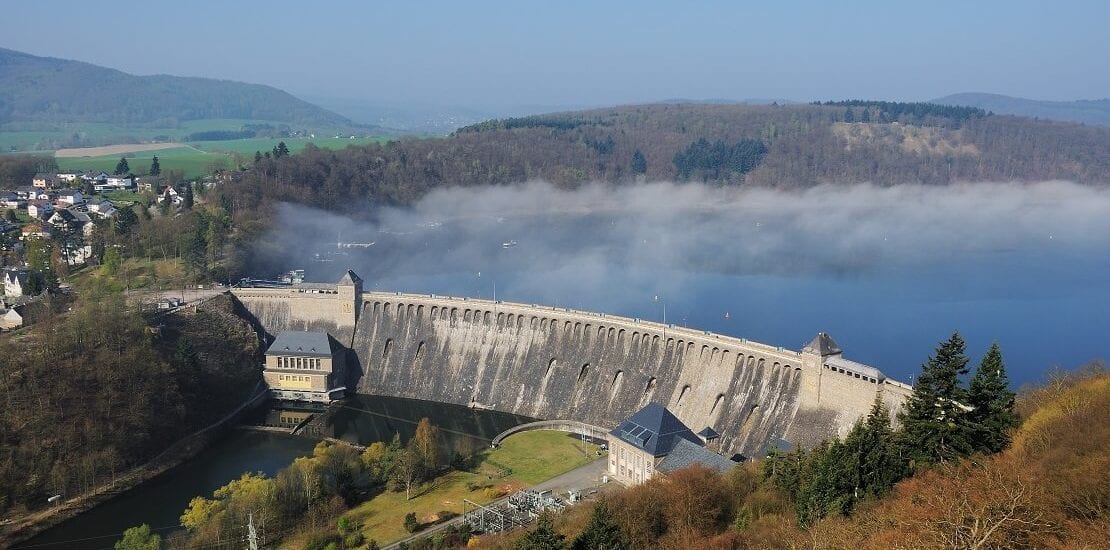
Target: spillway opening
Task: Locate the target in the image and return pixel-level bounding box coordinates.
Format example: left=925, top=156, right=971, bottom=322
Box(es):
left=545, top=358, right=556, bottom=379
left=578, top=363, right=589, bottom=384
left=609, top=370, right=624, bottom=400
left=643, top=377, right=657, bottom=401
left=382, top=339, right=392, bottom=361
left=710, top=393, right=725, bottom=416
left=677, top=384, right=690, bottom=407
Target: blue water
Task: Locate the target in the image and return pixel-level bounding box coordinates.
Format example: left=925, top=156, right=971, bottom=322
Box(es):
left=357, top=249, right=1109, bottom=388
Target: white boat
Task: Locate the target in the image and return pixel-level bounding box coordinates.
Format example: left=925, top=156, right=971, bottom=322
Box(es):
left=501, top=240, right=518, bottom=248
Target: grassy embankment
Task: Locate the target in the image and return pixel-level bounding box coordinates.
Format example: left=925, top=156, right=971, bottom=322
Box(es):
left=343, top=430, right=604, bottom=546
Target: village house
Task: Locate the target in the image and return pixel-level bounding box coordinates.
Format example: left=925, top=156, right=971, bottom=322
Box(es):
left=13, top=187, right=37, bottom=200
left=0, top=192, right=25, bottom=209
left=83, top=171, right=110, bottom=184
left=48, top=209, right=95, bottom=238
left=57, top=189, right=84, bottom=206
left=0, top=305, right=22, bottom=330
left=160, top=185, right=183, bottom=205
left=32, top=173, right=58, bottom=189
left=21, top=223, right=50, bottom=239
left=607, top=403, right=735, bottom=486
left=87, top=200, right=117, bottom=218
left=3, top=268, right=28, bottom=297
left=263, top=331, right=347, bottom=402
left=135, top=176, right=161, bottom=192
left=56, top=171, right=82, bottom=183
left=27, top=201, right=54, bottom=219
left=94, top=174, right=135, bottom=193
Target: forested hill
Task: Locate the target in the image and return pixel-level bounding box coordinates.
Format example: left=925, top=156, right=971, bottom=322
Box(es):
left=0, top=47, right=354, bottom=129
left=934, top=92, right=1110, bottom=126
left=228, top=101, right=1110, bottom=209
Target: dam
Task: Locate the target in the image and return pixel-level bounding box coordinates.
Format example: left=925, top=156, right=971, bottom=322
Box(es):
left=231, top=271, right=912, bottom=458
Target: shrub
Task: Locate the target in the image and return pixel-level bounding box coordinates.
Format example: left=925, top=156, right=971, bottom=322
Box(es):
left=404, top=511, right=420, bottom=533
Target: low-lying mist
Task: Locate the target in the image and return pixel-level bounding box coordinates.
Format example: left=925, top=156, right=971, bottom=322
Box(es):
left=253, top=180, right=1110, bottom=285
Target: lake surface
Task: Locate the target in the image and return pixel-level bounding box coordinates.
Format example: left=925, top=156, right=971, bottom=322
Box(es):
left=19, top=396, right=532, bottom=550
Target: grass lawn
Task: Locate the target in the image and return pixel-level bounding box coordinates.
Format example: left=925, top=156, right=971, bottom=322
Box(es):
left=3, top=209, right=32, bottom=224
left=68, top=257, right=193, bottom=293
left=102, top=189, right=144, bottom=203
left=343, top=430, right=604, bottom=545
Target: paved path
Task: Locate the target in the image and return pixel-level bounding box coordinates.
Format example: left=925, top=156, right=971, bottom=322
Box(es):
left=383, top=458, right=610, bottom=549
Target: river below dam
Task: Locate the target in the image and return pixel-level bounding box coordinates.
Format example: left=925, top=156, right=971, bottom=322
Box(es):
left=19, top=396, right=532, bottom=550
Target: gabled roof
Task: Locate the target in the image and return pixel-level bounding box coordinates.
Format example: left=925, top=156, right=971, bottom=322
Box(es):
left=266, top=331, right=335, bottom=358
left=803, top=332, right=842, bottom=356
left=697, top=426, right=721, bottom=440
left=656, top=438, right=736, bottom=474
left=609, top=402, right=702, bottom=457
left=338, top=270, right=363, bottom=285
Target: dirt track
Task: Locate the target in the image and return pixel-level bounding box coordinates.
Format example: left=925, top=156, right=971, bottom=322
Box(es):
left=54, top=142, right=189, bottom=158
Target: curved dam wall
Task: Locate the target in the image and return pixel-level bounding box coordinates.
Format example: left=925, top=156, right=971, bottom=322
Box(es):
left=230, top=284, right=911, bottom=458
left=349, top=293, right=911, bottom=458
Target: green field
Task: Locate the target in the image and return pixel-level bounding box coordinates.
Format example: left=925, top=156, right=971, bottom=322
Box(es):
left=51, top=136, right=390, bottom=179
left=340, top=430, right=603, bottom=546
left=1, top=119, right=301, bottom=152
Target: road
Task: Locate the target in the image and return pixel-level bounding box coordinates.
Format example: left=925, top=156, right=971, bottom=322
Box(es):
left=124, top=286, right=227, bottom=306
left=383, top=458, right=611, bottom=549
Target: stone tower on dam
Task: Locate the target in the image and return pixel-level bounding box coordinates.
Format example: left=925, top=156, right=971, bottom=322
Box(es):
left=232, top=270, right=912, bottom=458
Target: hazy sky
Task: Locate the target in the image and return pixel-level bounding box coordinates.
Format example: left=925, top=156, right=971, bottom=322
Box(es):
left=3, top=0, right=1107, bottom=107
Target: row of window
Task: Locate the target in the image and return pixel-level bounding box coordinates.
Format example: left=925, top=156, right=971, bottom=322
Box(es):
left=276, top=356, right=324, bottom=370
left=278, top=374, right=314, bottom=383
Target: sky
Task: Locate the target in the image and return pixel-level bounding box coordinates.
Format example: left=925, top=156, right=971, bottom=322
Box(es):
left=2, top=0, right=1108, bottom=108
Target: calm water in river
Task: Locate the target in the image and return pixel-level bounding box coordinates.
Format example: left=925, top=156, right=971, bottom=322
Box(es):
left=20, top=396, right=531, bottom=550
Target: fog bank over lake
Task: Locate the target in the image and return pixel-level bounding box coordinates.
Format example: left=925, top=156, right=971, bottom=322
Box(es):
left=252, top=181, right=1110, bottom=385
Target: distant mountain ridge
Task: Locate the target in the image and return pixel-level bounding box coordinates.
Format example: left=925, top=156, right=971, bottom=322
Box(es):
left=933, top=92, right=1110, bottom=125
left=0, top=47, right=357, bottom=129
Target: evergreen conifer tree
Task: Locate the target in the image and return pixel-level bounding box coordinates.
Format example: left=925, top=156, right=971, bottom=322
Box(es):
left=897, top=332, right=973, bottom=468
left=517, top=513, right=567, bottom=550
left=149, top=155, right=161, bottom=176
left=966, top=343, right=1018, bottom=453
left=115, top=157, right=130, bottom=175
left=572, top=501, right=627, bottom=550
left=277, top=141, right=290, bottom=157
left=630, top=149, right=647, bottom=175
left=183, top=183, right=194, bottom=209
left=852, top=394, right=902, bottom=496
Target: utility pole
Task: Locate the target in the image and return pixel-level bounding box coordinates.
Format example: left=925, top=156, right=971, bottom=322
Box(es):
left=247, top=512, right=259, bottom=550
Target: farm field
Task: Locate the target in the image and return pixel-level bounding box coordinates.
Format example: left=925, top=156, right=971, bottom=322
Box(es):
left=0, top=118, right=294, bottom=152
left=51, top=136, right=391, bottom=179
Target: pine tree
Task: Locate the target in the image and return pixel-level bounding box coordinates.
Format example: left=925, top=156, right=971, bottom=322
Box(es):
left=572, top=500, right=627, bottom=550
left=277, top=141, right=290, bottom=157
left=516, top=513, right=566, bottom=550
left=149, top=155, right=161, bottom=176
left=113, top=206, right=138, bottom=235
left=182, top=183, right=194, bottom=209
left=966, top=343, right=1018, bottom=454
left=853, top=395, right=902, bottom=496
left=254, top=150, right=263, bottom=164
left=898, top=332, right=973, bottom=468
left=630, top=149, right=647, bottom=175
left=115, top=157, right=130, bottom=175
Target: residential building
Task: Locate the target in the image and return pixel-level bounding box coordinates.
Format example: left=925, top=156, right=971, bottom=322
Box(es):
left=87, top=200, right=117, bottom=218
left=56, top=172, right=82, bottom=183
left=0, top=193, right=25, bottom=209
left=32, top=173, right=57, bottom=189
left=48, top=209, right=94, bottom=237
left=607, top=403, right=735, bottom=486
left=263, top=331, right=347, bottom=402
left=57, top=190, right=84, bottom=206
left=26, top=201, right=54, bottom=219
left=21, top=223, right=50, bottom=239
left=0, top=306, right=22, bottom=330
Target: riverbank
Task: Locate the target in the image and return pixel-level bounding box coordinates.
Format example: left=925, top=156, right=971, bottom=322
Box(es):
left=0, top=385, right=269, bottom=549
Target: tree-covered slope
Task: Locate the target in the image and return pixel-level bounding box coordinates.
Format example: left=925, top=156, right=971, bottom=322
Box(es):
left=0, top=47, right=354, bottom=128
left=934, top=92, right=1110, bottom=126
left=222, top=101, right=1110, bottom=213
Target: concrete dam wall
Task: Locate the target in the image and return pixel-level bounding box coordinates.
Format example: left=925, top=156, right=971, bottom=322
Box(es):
left=231, top=282, right=912, bottom=458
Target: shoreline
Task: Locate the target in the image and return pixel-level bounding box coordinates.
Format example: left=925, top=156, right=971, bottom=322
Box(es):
left=0, top=386, right=269, bottom=549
